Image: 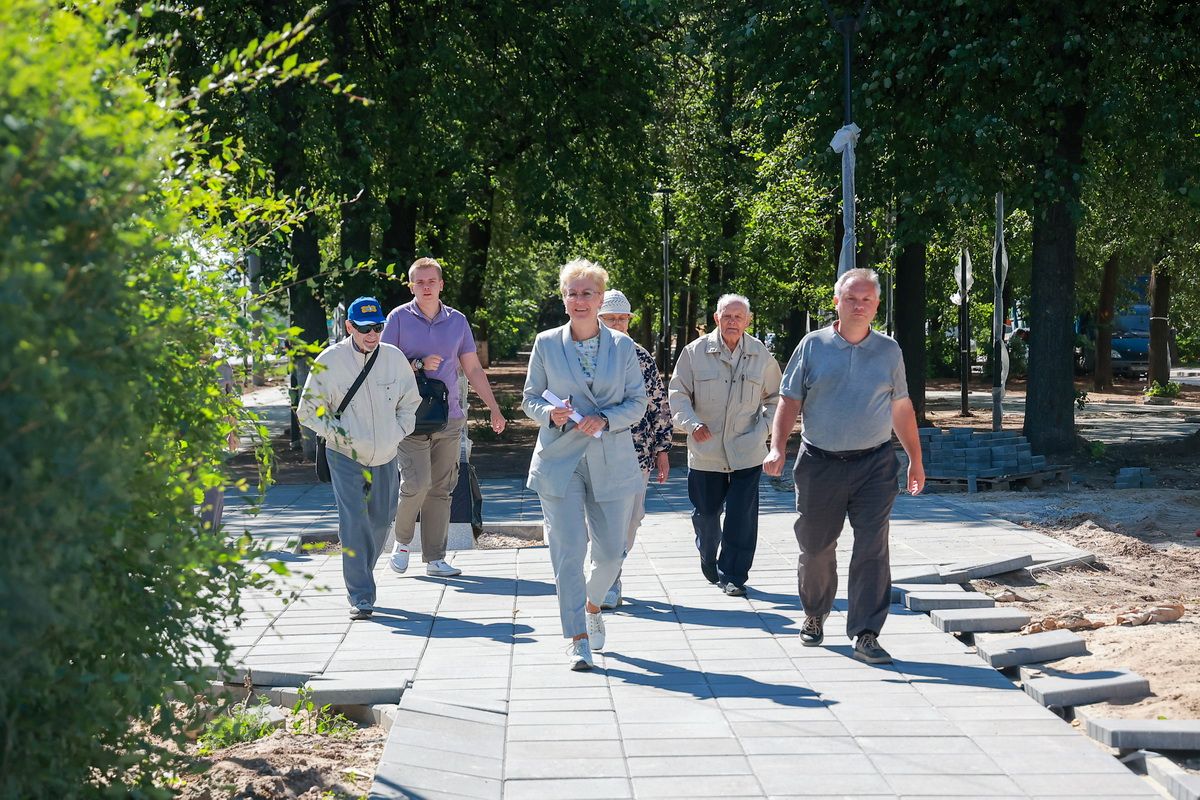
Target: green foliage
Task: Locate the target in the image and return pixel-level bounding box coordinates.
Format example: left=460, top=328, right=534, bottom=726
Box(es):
left=289, top=688, right=356, bottom=738
left=197, top=696, right=277, bottom=755
left=0, top=1, right=333, bottom=796
left=1145, top=381, right=1181, bottom=399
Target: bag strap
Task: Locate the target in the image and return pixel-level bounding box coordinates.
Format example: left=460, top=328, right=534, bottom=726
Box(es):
left=334, top=346, right=380, bottom=419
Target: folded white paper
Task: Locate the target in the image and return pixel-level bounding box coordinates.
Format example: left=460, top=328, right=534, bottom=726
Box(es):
left=541, top=389, right=603, bottom=438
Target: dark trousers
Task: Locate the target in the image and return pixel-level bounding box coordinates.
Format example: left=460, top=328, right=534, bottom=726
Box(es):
left=688, top=466, right=761, bottom=587
left=793, top=443, right=898, bottom=638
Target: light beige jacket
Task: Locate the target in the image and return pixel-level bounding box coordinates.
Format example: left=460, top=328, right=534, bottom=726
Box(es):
left=298, top=339, right=420, bottom=466
left=669, top=331, right=782, bottom=472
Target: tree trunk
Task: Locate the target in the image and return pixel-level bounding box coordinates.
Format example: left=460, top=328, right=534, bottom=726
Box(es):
left=288, top=216, right=326, bottom=459
left=894, top=237, right=928, bottom=424
left=380, top=194, right=417, bottom=309
left=460, top=183, right=494, bottom=340
left=1024, top=189, right=1082, bottom=456
left=1149, top=261, right=1172, bottom=387
left=1093, top=253, right=1119, bottom=391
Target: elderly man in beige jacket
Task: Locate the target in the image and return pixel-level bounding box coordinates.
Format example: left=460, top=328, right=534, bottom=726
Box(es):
left=669, top=294, right=782, bottom=596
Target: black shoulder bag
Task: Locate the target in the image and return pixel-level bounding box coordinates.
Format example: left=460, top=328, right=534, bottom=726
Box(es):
left=315, top=347, right=380, bottom=482
left=412, top=368, right=450, bottom=436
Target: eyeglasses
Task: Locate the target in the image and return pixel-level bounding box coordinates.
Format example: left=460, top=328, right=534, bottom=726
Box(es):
left=351, top=322, right=385, bottom=334
left=564, top=290, right=599, bottom=301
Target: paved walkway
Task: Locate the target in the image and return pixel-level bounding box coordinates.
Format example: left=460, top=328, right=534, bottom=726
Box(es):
left=215, top=479, right=1159, bottom=799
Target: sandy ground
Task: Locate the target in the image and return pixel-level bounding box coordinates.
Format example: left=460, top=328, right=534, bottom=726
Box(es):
left=171, top=725, right=385, bottom=800
left=961, top=489, right=1200, bottom=723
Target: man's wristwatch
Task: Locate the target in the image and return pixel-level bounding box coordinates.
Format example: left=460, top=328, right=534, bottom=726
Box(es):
left=413, top=358, right=424, bottom=370
left=599, top=413, right=610, bottom=430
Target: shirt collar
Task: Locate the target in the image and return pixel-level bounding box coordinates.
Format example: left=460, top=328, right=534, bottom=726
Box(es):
left=405, top=299, right=449, bottom=323
left=831, top=322, right=873, bottom=349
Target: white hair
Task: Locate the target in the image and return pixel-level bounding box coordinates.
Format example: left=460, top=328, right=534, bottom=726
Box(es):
left=834, top=268, right=881, bottom=298
left=715, top=293, right=751, bottom=315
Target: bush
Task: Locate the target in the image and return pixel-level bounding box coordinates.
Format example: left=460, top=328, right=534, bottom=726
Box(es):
left=0, top=2, right=305, bottom=796
left=1145, top=380, right=1181, bottom=398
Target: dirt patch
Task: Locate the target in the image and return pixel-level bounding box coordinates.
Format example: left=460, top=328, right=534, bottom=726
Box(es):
left=174, top=728, right=385, bottom=800
left=476, top=531, right=543, bottom=549
left=962, top=488, right=1200, bottom=721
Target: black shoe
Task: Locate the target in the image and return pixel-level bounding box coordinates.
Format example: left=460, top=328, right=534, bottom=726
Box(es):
left=799, top=614, right=827, bottom=647
left=853, top=631, right=892, bottom=664
left=700, top=559, right=719, bottom=584
left=720, top=581, right=746, bottom=597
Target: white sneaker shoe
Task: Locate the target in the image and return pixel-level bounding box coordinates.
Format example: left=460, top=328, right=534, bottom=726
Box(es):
left=425, top=559, right=462, bottom=577
left=566, top=638, right=594, bottom=671
left=600, top=586, right=621, bottom=610
left=389, top=546, right=410, bottom=574
left=586, top=610, right=606, bottom=651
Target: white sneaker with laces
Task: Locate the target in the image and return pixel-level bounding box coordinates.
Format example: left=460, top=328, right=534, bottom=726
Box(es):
left=425, top=559, right=462, bottom=577
left=389, top=546, right=410, bottom=574
left=586, top=610, right=606, bottom=651
left=566, top=638, right=594, bottom=671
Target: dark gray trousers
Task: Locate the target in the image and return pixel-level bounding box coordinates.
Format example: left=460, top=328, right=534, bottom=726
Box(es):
left=793, top=442, right=898, bottom=639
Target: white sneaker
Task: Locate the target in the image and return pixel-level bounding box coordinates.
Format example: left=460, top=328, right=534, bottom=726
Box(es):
left=425, top=559, right=462, bottom=577
left=600, top=586, right=621, bottom=610
left=566, top=638, right=594, bottom=671
left=586, top=610, right=606, bottom=651
left=389, top=546, right=410, bottom=574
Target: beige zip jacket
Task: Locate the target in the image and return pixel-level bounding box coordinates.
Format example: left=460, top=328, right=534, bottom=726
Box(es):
left=669, top=331, right=782, bottom=473
left=298, top=338, right=420, bottom=466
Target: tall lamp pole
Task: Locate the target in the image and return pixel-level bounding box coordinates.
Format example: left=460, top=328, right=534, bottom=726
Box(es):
left=822, top=0, right=873, bottom=277
left=656, top=186, right=674, bottom=373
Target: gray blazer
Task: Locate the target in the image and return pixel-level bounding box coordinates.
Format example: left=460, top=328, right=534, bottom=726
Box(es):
left=522, top=324, right=648, bottom=500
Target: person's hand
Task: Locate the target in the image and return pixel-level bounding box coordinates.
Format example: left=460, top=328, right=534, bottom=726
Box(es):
left=654, top=451, right=670, bottom=483
left=421, top=354, right=444, bottom=371
left=763, top=447, right=786, bottom=477
left=549, top=398, right=574, bottom=427
left=576, top=414, right=606, bottom=437
left=692, top=423, right=713, bottom=443
left=907, top=460, right=925, bottom=495
left=489, top=407, right=507, bottom=434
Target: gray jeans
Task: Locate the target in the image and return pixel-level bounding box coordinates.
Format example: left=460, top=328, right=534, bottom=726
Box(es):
left=328, top=448, right=400, bottom=609
left=793, top=442, right=899, bottom=639
left=540, top=458, right=632, bottom=638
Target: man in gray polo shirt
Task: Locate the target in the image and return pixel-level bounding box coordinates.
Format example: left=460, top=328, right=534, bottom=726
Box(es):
left=764, top=268, right=924, bottom=664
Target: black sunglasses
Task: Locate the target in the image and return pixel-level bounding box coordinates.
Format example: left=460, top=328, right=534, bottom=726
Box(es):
left=351, top=322, right=385, bottom=334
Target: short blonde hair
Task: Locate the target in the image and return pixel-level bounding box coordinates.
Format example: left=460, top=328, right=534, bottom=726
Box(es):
left=558, top=258, right=608, bottom=294
left=408, top=257, right=443, bottom=282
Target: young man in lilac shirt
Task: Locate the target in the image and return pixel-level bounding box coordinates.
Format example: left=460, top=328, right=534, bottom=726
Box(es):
left=381, top=257, right=507, bottom=577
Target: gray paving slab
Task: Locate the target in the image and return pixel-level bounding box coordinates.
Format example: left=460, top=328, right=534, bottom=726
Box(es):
left=939, top=553, right=1035, bottom=582
left=221, top=482, right=1144, bottom=800
left=1085, top=717, right=1200, bottom=750
left=976, top=629, right=1088, bottom=668
left=904, top=591, right=996, bottom=612
left=1144, top=751, right=1200, bottom=800
left=929, top=607, right=1031, bottom=633
left=1022, top=667, right=1152, bottom=708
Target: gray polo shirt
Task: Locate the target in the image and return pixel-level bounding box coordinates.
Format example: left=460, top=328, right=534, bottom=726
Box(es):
left=780, top=325, right=908, bottom=452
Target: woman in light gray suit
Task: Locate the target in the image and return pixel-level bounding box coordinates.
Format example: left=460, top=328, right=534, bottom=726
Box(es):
left=523, top=258, right=648, bottom=670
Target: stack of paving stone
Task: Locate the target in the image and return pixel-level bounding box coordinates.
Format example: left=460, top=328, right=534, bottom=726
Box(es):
left=920, top=427, right=1047, bottom=482
left=1115, top=466, right=1156, bottom=489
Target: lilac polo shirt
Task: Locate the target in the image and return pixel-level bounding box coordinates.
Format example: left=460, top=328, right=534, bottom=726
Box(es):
left=381, top=301, right=476, bottom=419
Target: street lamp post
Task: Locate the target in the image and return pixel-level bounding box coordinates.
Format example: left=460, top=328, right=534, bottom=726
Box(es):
left=656, top=185, right=674, bottom=373
left=821, top=0, right=873, bottom=277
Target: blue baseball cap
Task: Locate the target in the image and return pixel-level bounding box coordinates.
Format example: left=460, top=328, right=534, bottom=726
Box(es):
left=347, top=297, right=386, bottom=325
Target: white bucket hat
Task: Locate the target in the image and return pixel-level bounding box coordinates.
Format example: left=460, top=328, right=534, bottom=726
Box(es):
left=598, top=289, right=632, bottom=316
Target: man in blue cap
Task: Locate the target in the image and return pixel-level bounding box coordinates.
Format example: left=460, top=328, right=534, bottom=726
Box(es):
left=299, top=297, right=421, bottom=619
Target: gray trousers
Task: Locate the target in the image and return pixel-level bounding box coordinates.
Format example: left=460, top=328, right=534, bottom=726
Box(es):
left=793, top=442, right=898, bottom=639
left=540, top=459, right=633, bottom=638
left=328, top=447, right=400, bottom=609
left=395, top=417, right=465, bottom=562
left=597, top=469, right=650, bottom=597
